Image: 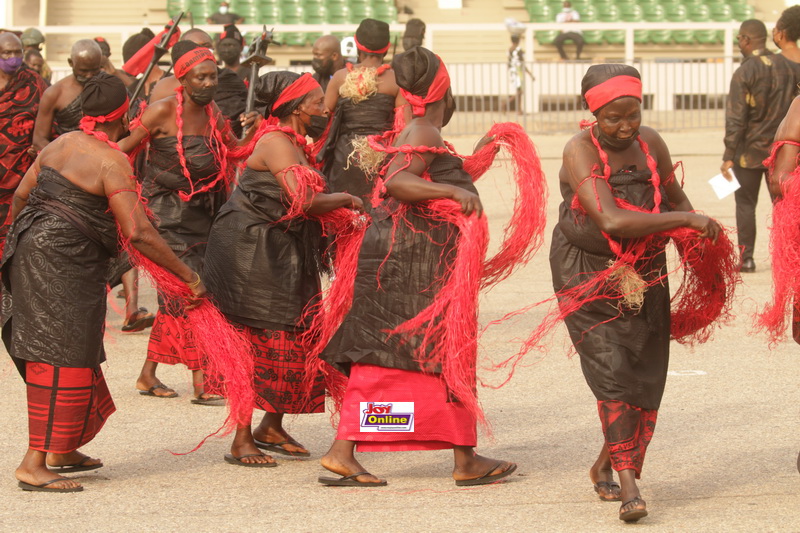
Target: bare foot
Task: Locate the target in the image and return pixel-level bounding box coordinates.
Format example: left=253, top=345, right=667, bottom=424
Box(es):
left=46, top=450, right=102, bottom=469
left=253, top=426, right=308, bottom=455
left=452, top=453, right=515, bottom=482
left=16, top=451, right=82, bottom=491
left=319, top=441, right=383, bottom=484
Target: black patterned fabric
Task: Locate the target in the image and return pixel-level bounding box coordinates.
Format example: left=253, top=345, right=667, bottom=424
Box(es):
left=550, top=168, right=671, bottom=410
left=53, top=95, right=83, bottom=136
left=322, top=152, right=476, bottom=374
left=204, top=165, right=324, bottom=330
left=318, top=92, right=395, bottom=206
left=1, top=167, right=118, bottom=368
left=142, top=135, right=226, bottom=276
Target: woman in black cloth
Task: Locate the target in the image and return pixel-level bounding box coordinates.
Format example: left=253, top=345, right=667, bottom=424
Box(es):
left=203, top=71, right=364, bottom=466
left=553, top=64, right=720, bottom=521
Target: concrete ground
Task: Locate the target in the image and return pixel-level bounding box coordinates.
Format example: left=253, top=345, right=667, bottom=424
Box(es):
left=0, top=129, right=797, bottom=532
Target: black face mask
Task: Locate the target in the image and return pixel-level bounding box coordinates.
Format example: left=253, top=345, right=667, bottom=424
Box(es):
left=188, top=85, right=217, bottom=106
left=595, top=125, right=639, bottom=151
left=311, top=58, right=334, bottom=78
left=301, top=110, right=328, bottom=138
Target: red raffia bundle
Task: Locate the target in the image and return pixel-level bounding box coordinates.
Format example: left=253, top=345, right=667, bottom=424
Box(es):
left=115, top=186, right=255, bottom=448
left=490, top=129, right=739, bottom=385
left=305, top=121, right=548, bottom=425
left=757, top=155, right=800, bottom=343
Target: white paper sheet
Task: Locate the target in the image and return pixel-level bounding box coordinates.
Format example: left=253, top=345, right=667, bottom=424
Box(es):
left=708, top=173, right=741, bottom=199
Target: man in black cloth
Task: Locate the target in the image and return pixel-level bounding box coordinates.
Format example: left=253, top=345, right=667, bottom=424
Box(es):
left=32, top=39, right=103, bottom=151
left=5, top=72, right=205, bottom=492
left=402, top=18, right=426, bottom=51
left=311, top=35, right=345, bottom=94
left=207, top=1, right=244, bottom=24
left=722, top=17, right=800, bottom=273
left=216, top=24, right=248, bottom=81
left=0, top=32, right=48, bottom=248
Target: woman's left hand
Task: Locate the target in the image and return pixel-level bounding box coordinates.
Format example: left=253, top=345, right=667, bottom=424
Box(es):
left=240, top=111, right=262, bottom=133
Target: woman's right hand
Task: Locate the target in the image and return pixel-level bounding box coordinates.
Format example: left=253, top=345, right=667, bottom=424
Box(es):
left=185, top=278, right=207, bottom=310
left=450, top=187, right=484, bottom=217
left=686, top=213, right=721, bottom=244
left=345, top=194, right=365, bottom=213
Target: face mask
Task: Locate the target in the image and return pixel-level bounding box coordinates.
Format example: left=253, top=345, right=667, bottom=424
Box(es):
left=311, top=58, right=334, bottom=78
left=188, top=85, right=217, bottom=106
left=219, top=6, right=229, bottom=14
left=596, top=126, right=639, bottom=151
left=0, top=56, right=23, bottom=74
left=75, top=74, right=90, bottom=85
left=219, top=48, right=240, bottom=64
left=301, top=110, right=328, bottom=138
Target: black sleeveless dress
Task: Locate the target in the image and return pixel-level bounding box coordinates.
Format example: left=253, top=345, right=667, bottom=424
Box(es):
left=550, top=167, right=672, bottom=410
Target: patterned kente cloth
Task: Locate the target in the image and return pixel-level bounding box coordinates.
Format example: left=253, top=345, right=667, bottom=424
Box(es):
left=0, top=66, right=48, bottom=249
left=24, top=361, right=115, bottom=454
left=598, top=400, right=657, bottom=478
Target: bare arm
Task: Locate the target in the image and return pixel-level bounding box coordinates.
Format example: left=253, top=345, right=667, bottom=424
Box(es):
left=32, top=85, right=59, bottom=152
left=646, top=127, right=693, bottom=212
left=117, top=101, right=171, bottom=153
left=11, top=159, right=41, bottom=219
left=102, top=154, right=205, bottom=303
left=564, top=135, right=718, bottom=240
left=324, top=69, right=346, bottom=113
left=768, top=97, right=800, bottom=198
left=254, top=133, right=363, bottom=214
left=383, top=124, right=483, bottom=217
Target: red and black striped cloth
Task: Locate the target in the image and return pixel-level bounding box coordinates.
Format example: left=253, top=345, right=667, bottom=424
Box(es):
left=25, top=361, right=115, bottom=454
left=598, top=400, right=657, bottom=479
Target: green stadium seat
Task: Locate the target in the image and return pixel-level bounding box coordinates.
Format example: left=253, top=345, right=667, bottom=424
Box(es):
left=579, top=5, right=605, bottom=44
left=257, top=0, right=280, bottom=5
left=349, top=2, right=374, bottom=22
left=710, top=3, right=732, bottom=21
left=528, top=4, right=558, bottom=44
left=570, top=1, right=591, bottom=13
left=664, top=4, right=693, bottom=43
left=641, top=4, right=670, bottom=43
left=167, top=0, right=192, bottom=18
left=725, top=0, right=748, bottom=6
left=619, top=3, right=649, bottom=43
left=281, top=3, right=304, bottom=22
left=731, top=4, right=754, bottom=21
left=259, top=4, right=281, bottom=23
left=373, top=4, right=397, bottom=22
left=598, top=4, right=624, bottom=43
left=326, top=2, right=350, bottom=23
left=688, top=4, right=718, bottom=43
left=636, top=0, right=659, bottom=6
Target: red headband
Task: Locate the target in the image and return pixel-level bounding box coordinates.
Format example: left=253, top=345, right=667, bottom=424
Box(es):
left=174, top=48, right=217, bottom=79
left=272, top=73, right=321, bottom=112
left=584, top=75, right=642, bottom=114
left=400, top=59, right=451, bottom=117
left=79, top=96, right=130, bottom=149
left=354, top=35, right=390, bottom=55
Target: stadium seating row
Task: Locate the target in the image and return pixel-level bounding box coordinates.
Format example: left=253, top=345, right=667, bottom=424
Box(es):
left=528, top=0, right=755, bottom=45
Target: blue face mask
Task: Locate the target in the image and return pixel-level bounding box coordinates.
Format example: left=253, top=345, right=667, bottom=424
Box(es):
left=0, top=56, right=23, bottom=74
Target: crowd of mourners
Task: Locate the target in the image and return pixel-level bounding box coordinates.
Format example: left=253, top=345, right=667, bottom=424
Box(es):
left=1, top=9, right=800, bottom=525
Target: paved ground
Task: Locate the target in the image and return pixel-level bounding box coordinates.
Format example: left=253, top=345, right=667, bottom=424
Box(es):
left=0, top=129, right=797, bottom=532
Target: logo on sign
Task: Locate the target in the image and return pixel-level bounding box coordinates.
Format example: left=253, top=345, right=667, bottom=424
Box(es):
left=359, top=402, right=414, bottom=432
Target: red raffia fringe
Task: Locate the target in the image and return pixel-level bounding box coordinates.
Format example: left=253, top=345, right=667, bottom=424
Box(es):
left=115, top=185, right=255, bottom=451
left=304, top=122, right=548, bottom=427
left=757, top=166, right=800, bottom=344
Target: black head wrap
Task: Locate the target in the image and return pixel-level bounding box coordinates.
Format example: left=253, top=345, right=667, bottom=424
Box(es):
left=171, top=40, right=202, bottom=64
left=81, top=72, right=128, bottom=117
left=255, top=70, right=309, bottom=119
left=581, top=63, right=641, bottom=112
left=94, top=37, right=111, bottom=57
left=220, top=24, right=244, bottom=46
left=122, top=28, right=155, bottom=64
left=392, top=46, right=440, bottom=97
left=355, top=18, right=390, bottom=55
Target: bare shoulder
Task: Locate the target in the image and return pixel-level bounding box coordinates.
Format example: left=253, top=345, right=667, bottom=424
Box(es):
left=563, top=129, right=592, bottom=158
left=638, top=125, right=669, bottom=153
left=330, top=68, right=348, bottom=84
left=403, top=121, right=444, bottom=148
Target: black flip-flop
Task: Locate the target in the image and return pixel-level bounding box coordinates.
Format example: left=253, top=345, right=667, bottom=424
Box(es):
left=224, top=453, right=277, bottom=468
left=191, top=394, right=225, bottom=406
left=121, top=307, right=155, bottom=332
left=619, top=497, right=648, bottom=522
left=138, top=383, right=178, bottom=398
left=593, top=480, right=622, bottom=501
left=455, top=462, right=518, bottom=486
left=18, top=479, right=84, bottom=493
left=318, top=471, right=387, bottom=487
left=47, top=456, right=103, bottom=473
left=254, top=438, right=311, bottom=458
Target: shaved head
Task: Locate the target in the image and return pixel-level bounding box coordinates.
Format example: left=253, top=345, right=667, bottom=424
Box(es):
left=313, top=35, right=340, bottom=55
left=0, top=32, right=22, bottom=49
left=182, top=29, right=213, bottom=49
left=70, top=39, right=102, bottom=64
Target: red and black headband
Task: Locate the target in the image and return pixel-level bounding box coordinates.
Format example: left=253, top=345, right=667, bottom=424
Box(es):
left=400, top=59, right=451, bottom=117
left=354, top=35, right=390, bottom=55
left=174, top=47, right=217, bottom=79
left=272, top=73, right=321, bottom=112
left=584, top=75, right=642, bottom=114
